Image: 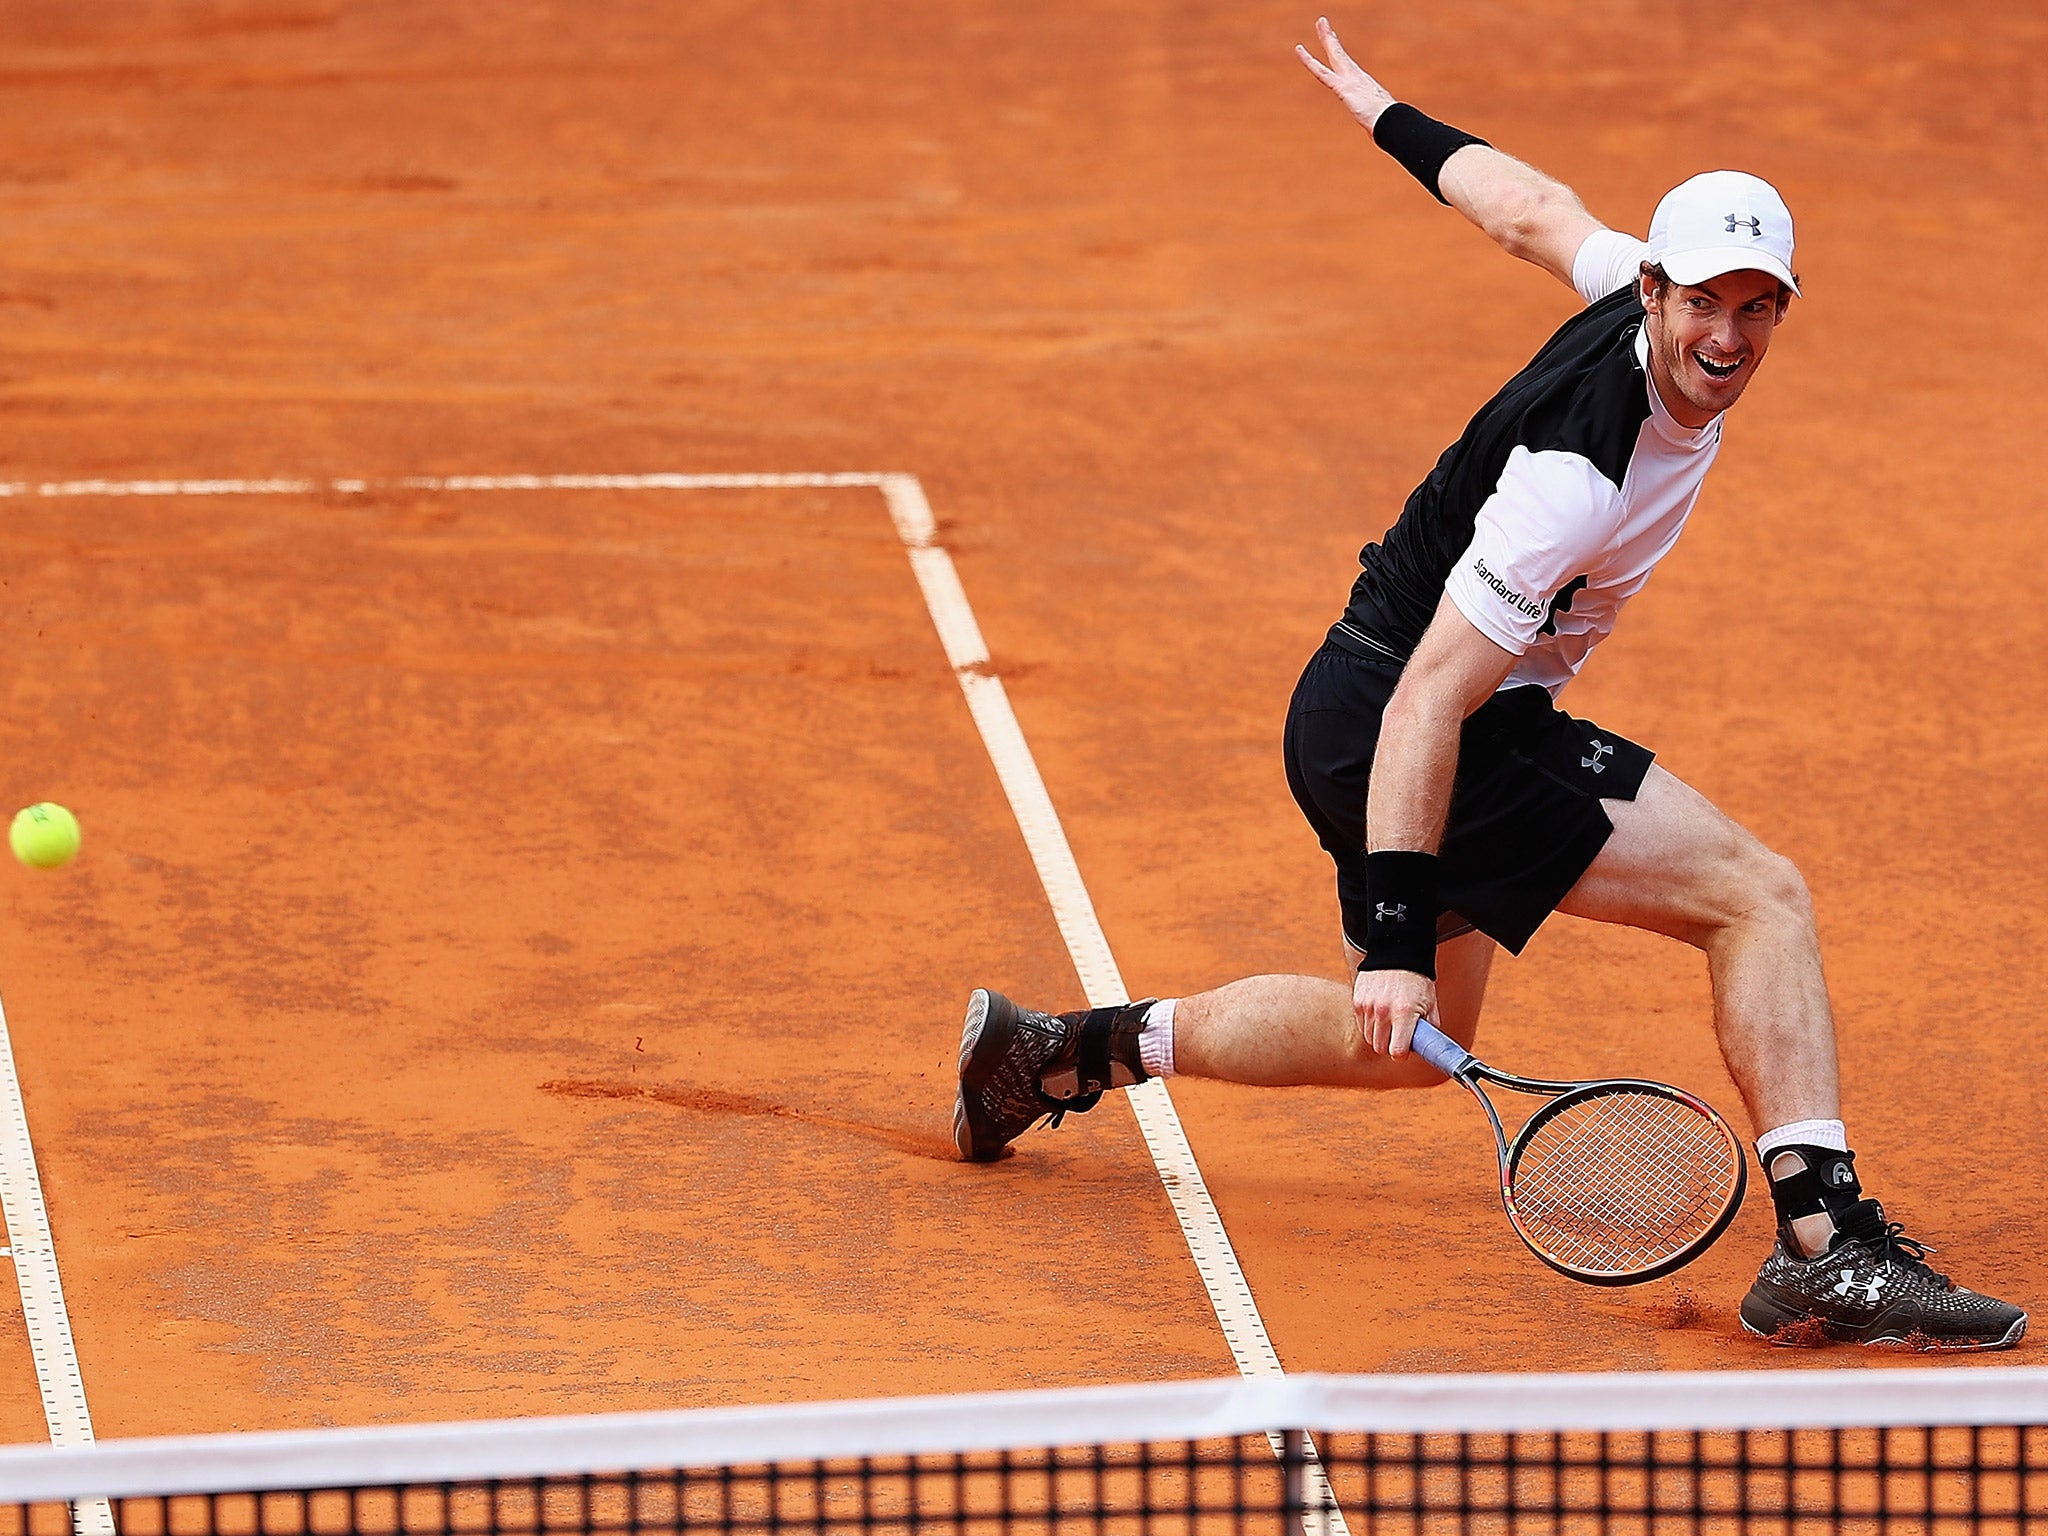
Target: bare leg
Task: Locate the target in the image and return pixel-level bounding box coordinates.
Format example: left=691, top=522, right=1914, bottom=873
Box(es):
left=1168, top=768, right=1832, bottom=1118
left=1173, top=928, right=1495, bottom=1088
left=1557, top=764, right=1838, bottom=1132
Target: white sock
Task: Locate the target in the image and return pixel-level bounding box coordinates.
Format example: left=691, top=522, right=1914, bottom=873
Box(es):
left=1139, top=998, right=1177, bottom=1079
left=1756, top=1119, right=1848, bottom=1160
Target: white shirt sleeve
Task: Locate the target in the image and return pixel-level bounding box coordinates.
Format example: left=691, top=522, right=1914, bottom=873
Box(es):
left=1571, top=228, right=1651, bottom=304
left=1443, top=446, right=1625, bottom=656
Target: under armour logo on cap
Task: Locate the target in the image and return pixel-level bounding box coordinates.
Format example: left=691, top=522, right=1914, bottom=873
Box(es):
left=1646, top=172, right=1799, bottom=294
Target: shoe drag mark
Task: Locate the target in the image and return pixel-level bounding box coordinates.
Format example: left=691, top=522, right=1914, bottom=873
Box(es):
left=540, top=1078, right=956, bottom=1162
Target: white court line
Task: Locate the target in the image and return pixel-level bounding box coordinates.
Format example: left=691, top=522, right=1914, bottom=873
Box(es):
left=15, top=469, right=1295, bottom=1367
left=875, top=474, right=1348, bottom=1534
left=0, top=473, right=888, bottom=499
left=0, top=998, right=111, bottom=1534
left=11, top=471, right=1337, bottom=1528
left=875, top=475, right=1283, bottom=1360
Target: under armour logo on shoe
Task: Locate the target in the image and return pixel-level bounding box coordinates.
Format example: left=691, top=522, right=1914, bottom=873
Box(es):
left=1581, top=739, right=1615, bottom=773
left=1726, top=214, right=1763, bottom=236
left=1375, top=902, right=1407, bottom=924
left=1832, top=1270, right=1887, bottom=1305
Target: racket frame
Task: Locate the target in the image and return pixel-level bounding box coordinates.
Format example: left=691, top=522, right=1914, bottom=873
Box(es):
left=1410, top=1019, right=1748, bottom=1286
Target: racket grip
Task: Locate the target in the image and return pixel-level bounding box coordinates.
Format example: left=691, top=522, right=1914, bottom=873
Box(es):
left=1408, top=1018, right=1474, bottom=1076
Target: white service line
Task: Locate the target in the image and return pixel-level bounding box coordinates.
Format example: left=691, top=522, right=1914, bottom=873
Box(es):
left=0, top=998, right=111, bottom=1534
left=0, top=473, right=890, bottom=500
left=7, top=470, right=1331, bottom=1529
left=879, top=475, right=1273, bottom=1350
left=876, top=474, right=1348, bottom=1535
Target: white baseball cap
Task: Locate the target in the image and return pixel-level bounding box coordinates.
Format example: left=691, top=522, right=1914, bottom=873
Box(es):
left=1646, top=170, right=1799, bottom=295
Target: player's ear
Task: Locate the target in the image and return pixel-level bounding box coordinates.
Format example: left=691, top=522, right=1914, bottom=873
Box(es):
left=1637, top=262, right=1661, bottom=314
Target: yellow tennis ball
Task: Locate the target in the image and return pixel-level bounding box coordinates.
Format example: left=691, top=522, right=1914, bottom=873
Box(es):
left=10, top=803, right=80, bottom=869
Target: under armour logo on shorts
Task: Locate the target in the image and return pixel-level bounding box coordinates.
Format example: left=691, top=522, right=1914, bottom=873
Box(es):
left=1726, top=214, right=1762, bottom=236
left=1375, top=902, right=1407, bottom=923
left=1581, top=739, right=1615, bottom=773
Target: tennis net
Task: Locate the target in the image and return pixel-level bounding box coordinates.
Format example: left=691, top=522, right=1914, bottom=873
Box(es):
left=2, top=1370, right=2045, bottom=1536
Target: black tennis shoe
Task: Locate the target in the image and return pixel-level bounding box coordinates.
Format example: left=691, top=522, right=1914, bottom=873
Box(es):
left=1739, top=1199, right=2027, bottom=1351
left=952, top=989, right=1151, bottom=1162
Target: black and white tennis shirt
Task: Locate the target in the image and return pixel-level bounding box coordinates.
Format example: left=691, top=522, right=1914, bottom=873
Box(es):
left=1332, top=230, right=1714, bottom=696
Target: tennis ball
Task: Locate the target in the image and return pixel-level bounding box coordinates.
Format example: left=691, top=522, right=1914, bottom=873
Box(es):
left=9, top=803, right=79, bottom=869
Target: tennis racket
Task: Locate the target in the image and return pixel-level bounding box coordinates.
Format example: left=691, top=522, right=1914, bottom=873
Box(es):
left=1408, top=1018, right=1747, bottom=1286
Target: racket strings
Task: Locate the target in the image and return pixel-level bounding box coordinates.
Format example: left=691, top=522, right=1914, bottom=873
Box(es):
left=1508, top=1091, right=1741, bottom=1275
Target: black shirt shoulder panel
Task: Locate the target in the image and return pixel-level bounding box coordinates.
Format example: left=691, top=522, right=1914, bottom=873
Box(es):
left=1338, top=286, right=1652, bottom=658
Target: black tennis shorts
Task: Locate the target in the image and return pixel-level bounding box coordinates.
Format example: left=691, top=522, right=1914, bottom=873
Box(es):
left=1283, top=638, right=1654, bottom=957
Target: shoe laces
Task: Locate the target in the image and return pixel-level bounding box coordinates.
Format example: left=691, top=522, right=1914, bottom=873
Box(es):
left=1848, top=1218, right=1953, bottom=1290
left=1040, top=1088, right=1104, bottom=1130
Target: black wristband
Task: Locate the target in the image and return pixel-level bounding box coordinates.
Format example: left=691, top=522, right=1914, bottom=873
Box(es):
left=1371, top=102, right=1490, bottom=205
left=1360, top=849, right=1438, bottom=978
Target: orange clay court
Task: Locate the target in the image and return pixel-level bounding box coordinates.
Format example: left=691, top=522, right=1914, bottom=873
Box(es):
left=0, top=0, right=2041, bottom=1440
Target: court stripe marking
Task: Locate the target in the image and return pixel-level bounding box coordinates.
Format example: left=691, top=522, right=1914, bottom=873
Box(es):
left=0, top=473, right=889, bottom=499
left=5, top=469, right=1279, bottom=1370
left=0, top=996, right=111, bottom=1534
left=876, top=474, right=1274, bottom=1344
left=876, top=475, right=1348, bottom=1533
left=11, top=469, right=1339, bottom=1528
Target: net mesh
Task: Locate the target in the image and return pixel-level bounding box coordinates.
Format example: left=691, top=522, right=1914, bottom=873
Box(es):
left=6, top=1378, right=2046, bottom=1536
left=1508, top=1090, right=1741, bottom=1274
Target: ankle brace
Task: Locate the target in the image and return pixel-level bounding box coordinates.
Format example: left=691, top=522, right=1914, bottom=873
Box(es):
left=1039, top=1000, right=1154, bottom=1109
left=1763, top=1142, right=1863, bottom=1239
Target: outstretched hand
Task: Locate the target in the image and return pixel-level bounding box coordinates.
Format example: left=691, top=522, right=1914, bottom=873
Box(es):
left=1296, top=16, right=1395, bottom=131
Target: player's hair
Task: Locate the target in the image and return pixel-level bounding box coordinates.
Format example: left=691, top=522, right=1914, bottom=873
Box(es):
left=1642, top=261, right=1797, bottom=314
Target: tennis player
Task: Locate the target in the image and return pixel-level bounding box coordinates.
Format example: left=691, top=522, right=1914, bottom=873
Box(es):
left=954, top=18, right=2025, bottom=1350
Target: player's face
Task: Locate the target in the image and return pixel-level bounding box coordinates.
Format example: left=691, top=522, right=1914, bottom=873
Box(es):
left=1640, top=269, right=1788, bottom=427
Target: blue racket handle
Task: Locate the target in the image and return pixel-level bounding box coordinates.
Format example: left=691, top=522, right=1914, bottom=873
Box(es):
left=1408, top=1018, right=1474, bottom=1076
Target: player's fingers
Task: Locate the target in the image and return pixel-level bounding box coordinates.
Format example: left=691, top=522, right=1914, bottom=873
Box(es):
left=1318, top=16, right=1358, bottom=69
left=1295, top=44, right=1337, bottom=82
left=1389, top=1013, right=1419, bottom=1059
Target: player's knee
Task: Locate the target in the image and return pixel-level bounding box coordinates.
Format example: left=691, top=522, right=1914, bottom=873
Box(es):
left=1714, top=844, right=1814, bottom=939
left=1753, top=849, right=1816, bottom=929
left=1673, top=835, right=1812, bottom=950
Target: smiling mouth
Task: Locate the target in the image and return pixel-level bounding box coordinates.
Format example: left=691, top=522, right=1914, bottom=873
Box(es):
left=1693, top=351, right=1743, bottom=382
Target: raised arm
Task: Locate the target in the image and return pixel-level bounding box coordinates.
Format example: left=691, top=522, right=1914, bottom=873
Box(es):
left=1296, top=16, right=1603, bottom=290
